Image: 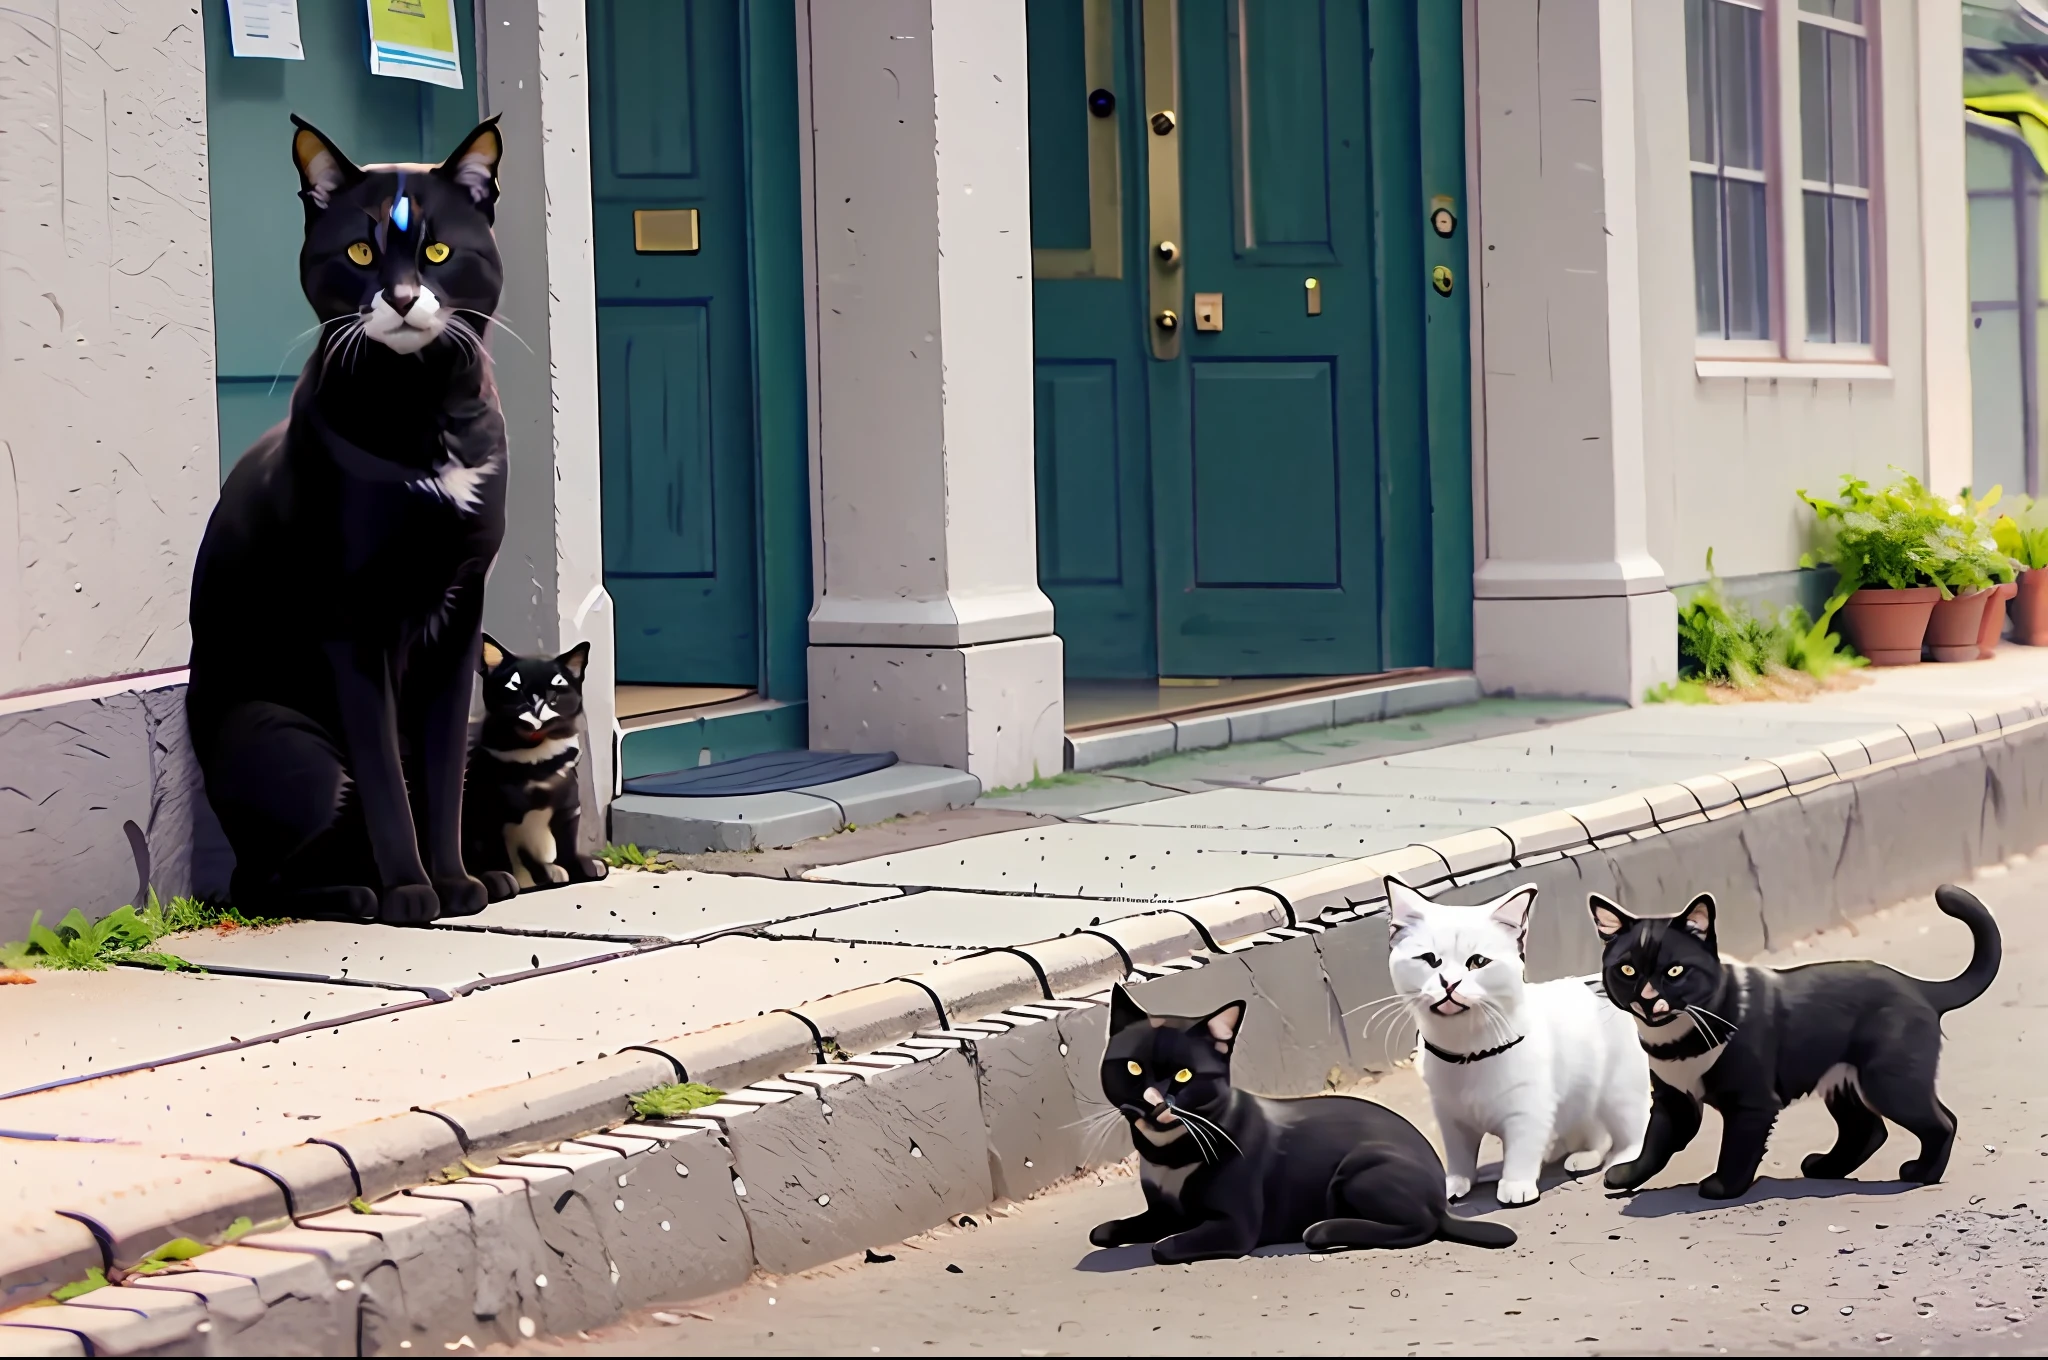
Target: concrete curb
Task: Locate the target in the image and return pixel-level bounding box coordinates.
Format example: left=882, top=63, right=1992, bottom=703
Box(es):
left=7, top=699, right=2048, bottom=1353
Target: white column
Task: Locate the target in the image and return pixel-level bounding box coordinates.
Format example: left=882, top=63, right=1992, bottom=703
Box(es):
left=799, top=0, right=1065, bottom=786
left=479, top=0, right=614, bottom=828
left=1917, top=0, right=1972, bottom=498
left=1465, top=0, right=1676, bottom=704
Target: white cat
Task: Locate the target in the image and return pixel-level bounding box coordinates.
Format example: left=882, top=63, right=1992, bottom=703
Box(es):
left=1387, top=877, right=1649, bottom=1206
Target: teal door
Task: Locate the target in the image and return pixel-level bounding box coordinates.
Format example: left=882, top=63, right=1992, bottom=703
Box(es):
left=589, top=0, right=758, bottom=686
left=202, top=1, right=480, bottom=477
left=1028, top=0, right=1472, bottom=678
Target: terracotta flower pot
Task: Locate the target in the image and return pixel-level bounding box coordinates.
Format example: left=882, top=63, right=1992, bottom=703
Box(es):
left=1926, top=588, right=1992, bottom=662
left=2014, top=570, right=2048, bottom=646
left=1978, top=580, right=2021, bottom=659
left=1838, top=586, right=1939, bottom=666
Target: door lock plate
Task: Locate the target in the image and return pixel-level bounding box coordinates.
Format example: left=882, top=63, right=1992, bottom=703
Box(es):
left=1193, top=292, right=1222, bottom=331
left=634, top=209, right=701, bottom=254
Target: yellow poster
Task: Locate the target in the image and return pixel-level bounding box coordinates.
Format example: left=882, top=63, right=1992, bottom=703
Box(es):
left=365, top=0, right=462, bottom=89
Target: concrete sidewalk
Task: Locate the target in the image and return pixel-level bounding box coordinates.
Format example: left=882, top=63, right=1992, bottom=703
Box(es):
left=9, top=650, right=2048, bottom=1353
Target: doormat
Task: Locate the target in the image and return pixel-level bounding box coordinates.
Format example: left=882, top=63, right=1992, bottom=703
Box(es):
left=622, top=749, right=898, bottom=798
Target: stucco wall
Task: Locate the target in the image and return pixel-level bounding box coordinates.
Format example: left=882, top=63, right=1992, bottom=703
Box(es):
left=1633, top=1, right=1932, bottom=590
left=0, top=2, right=218, bottom=696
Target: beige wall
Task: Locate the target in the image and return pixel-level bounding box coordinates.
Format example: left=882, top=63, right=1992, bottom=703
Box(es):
left=0, top=3, right=219, bottom=697
left=1633, top=0, right=1946, bottom=590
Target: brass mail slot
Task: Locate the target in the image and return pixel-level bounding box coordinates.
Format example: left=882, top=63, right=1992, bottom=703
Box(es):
left=634, top=208, right=700, bottom=254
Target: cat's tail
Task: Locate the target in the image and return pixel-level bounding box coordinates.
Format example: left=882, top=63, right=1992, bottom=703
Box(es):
left=1436, top=1213, right=1516, bottom=1249
left=1917, top=884, right=2002, bottom=1014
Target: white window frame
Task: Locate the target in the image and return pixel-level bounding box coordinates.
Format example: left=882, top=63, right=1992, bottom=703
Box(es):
left=1690, top=0, right=1888, bottom=377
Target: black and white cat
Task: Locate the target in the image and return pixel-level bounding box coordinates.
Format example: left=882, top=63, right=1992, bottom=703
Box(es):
left=1589, top=886, right=2001, bottom=1201
left=186, top=115, right=515, bottom=922
left=463, top=635, right=609, bottom=891
left=1091, top=985, right=1516, bottom=1262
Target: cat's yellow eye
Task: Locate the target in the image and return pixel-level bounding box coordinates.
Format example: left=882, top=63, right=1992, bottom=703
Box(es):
left=424, top=241, right=451, bottom=264
left=1126, top=1061, right=1142, bottom=1076
left=346, top=241, right=374, bottom=266
left=1667, top=965, right=1684, bottom=977
left=1619, top=964, right=1636, bottom=977
left=1173, top=1068, right=1192, bottom=1084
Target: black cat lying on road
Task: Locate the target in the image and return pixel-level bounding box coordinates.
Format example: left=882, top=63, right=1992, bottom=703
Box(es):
left=463, top=635, right=609, bottom=891
left=1092, top=985, right=1516, bottom=1263
left=186, top=115, right=516, bottom=922
left=1591, top=885, right=2001, bottom=1200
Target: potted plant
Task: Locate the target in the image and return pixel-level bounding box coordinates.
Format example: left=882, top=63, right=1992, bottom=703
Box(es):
left=1991, top=494, right=2048, bottom=646
left=1921, top=485, right=2012, bottom=662
left=1799, top=474, right=1953, bottom=665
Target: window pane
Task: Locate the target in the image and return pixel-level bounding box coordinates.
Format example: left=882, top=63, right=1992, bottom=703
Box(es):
left=1800, top=25, right=1827, bottom=182
left=1805, top=191, right=1832, bottom=341
left=1800, top=0, right=1862, bottom=16
left=1831, top=195, right=1871, bottom=343
left=1686, top=0, right=1714, bottom=163
left=1970, top=194, right=2019, bottom=305
left=1726, top=179, right=1771, bottom=339
left=1828, top=32, right=1868, bottom=188
left=1694, top=173, right=1726, bottom=337
left=1967, top=132, right=2018, bottom=192
left=1716, top=2, right=1765, bottom=170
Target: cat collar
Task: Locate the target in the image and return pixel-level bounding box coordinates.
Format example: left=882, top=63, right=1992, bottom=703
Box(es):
left=1422, top=1035, right=1526, bottom=1064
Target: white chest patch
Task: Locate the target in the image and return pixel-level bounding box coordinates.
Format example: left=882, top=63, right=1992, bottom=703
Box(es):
left=487, top=735, right=579, bottom=766
left=1140, top=1157, right=1197, bottom=1212
left=502, top=806, right=567, bottom=890
left=1636, top=1012, right=1727, bottom=1100
left=415, top=451, right=500, bottom=515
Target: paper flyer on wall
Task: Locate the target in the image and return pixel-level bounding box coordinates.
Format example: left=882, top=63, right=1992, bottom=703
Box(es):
left=364, top=0, right=464, bottom=89
left=225, top=0, right=303, bottom=60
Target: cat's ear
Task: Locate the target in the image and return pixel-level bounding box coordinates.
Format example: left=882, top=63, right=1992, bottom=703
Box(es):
left=555, top=641, right=591, bottom=683
left=1194, top=1001, right=1245, bottom=1055
left=1108, top=983, right=1148, bottom=1034
left=477, top=632, right=507, bottom=674
left=1488, top=884, right=1539, bottom=957
left=1384, top=876, right=1432, bottom=942
left=1679, top=892, right=1718, bottom=946
left=435, top=117, right=505, bottom=221
left=1588, top=893, right=1635, bottom=943
left=289, top=115, right=360, bottom=213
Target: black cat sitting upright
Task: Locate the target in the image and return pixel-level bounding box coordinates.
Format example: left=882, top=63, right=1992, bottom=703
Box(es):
left=463, top=635, right=609, bottom=891
left=186, top=115, right=520, bottom=922
left=1092, top=986, right=1515, bottom=1263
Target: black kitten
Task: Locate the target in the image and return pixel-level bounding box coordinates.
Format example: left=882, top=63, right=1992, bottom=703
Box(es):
left=1589, top=886, right=2001, bottom=1201
left=186, top=116, right=513, bottom=923
left=463, top=635, right=609, bottom=891
left=1091, top=985, right=1515, bottom=1263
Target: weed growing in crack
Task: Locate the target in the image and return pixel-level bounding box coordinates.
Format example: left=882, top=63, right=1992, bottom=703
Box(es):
left=0, top=889, right=284, bottom=972
left=630, top=1081, right=727, bottom=1120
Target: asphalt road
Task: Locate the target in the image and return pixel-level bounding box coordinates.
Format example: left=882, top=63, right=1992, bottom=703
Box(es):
left=516, top=858, right=2048, bottom=1357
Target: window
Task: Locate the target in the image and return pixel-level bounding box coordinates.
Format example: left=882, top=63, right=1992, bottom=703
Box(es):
left=1688, top=0, right=1770, bottom=342
left=1798, top=0, right=1872, bottom=344
left=1683, top=0, right=1882, bottom=365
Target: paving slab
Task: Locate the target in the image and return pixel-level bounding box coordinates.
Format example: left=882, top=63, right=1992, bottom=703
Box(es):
left=432, top=870, right=900, bottom=943
left=1266, top=763, right=1661, bottom=804
left=1079, top=786, right=1523, bottom=832
left=609, top=790, right=842, bottom=854
left=762, top=891, right=1195, bottom=950
left=0, top=936, right=965, bottom=1154
left=0, top=968, right=417, bottom=1099
left=802, top=823, right=1341, bottom=900
left=156, top=919, right=633, bottom=993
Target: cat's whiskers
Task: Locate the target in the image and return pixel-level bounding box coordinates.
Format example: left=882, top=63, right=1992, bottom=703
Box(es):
left=1163, top=1104, right=1221, bottom=1164
left=457, top=307, right=537, bottom=356
left=274, top=315, right=360, bottom=396
left=1340, top=990, right=1405, bottom=1019
left=1168, top=1104, right=1242, bottom=1161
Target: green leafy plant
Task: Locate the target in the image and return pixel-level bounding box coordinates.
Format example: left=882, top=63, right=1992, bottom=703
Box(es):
left=0, top=889, right=284, bottom=972
left=48, top=1268, right=108, bottom=1302
left=629, top=1081, right=726, bottom=1120
left=600, top=843, right=677, bottom=873
left=1990, top=490, right=2048, bottom=570
left=1798, top=472, right=2016, bottom=636
left=1647, top=550, right=1865, bottom=704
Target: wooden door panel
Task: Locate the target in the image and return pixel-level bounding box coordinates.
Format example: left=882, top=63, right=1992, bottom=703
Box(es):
left=1190, top=361, right=1339, bottom=589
